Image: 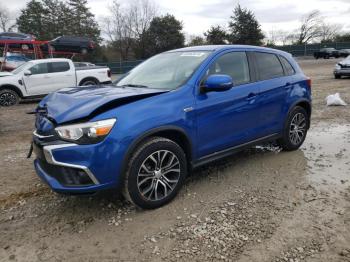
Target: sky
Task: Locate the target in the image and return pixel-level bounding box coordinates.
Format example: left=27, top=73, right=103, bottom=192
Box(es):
left=4, top=0, right=350, bottom=37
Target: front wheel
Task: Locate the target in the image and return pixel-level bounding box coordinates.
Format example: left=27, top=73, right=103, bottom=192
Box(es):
left=335, top=74, right=341, bottom=79
left=123, top=137, right=187, bottom=209
left=277, top=106, right=309, bottom=151
left=0, top=89, right=20, bottom=106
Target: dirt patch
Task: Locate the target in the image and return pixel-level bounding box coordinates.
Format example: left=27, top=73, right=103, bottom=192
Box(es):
left=0, top=58, right=349, bottom=261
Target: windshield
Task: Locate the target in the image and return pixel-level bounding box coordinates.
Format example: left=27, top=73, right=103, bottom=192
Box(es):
left=11, top=62, right=32, bottom=74
left=115, top=51, right=211, bottom=90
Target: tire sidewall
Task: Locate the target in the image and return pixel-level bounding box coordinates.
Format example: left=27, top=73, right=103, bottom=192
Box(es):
left=126, top=138, right=187, bottom=209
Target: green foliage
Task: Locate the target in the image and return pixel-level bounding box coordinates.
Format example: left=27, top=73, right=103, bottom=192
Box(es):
left=228, top=4, right=264, bottom=45
left=136, top=14, right=185, bottom=58
left=204, top=25, right=227, bottom=45
left=16, top=0, right=100, bottom=42
left=188, top=36, right=206, bottom=46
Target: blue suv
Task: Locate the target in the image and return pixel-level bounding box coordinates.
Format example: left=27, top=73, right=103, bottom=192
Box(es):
left=32, top=45, right=312, bottom=209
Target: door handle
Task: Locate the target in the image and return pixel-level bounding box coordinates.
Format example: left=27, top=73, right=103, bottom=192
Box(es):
left=246, top=92, right=257, bottom=101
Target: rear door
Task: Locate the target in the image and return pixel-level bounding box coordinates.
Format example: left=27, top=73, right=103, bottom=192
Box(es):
left=253, top=52, right=291, bottom=136
left=195, top=51, right=262, bottom=158
left=47, top=61, right=76, bottom=91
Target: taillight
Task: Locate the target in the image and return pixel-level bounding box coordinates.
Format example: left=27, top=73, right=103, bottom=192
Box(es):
left=107, top=69, right=111, bottom=78
left=89, top=41, right=95, bottom=49
left=306, top=78, right=311, bottom=89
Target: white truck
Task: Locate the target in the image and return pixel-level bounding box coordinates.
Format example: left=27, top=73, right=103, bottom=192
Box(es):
left=0, top=58, right=112, bottom=106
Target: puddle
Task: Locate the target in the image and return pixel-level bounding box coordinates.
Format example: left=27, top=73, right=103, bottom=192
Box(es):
left=302, top=123, right=350, bottom=189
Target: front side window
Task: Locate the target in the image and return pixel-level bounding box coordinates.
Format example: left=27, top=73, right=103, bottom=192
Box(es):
left=50, top=62, right=70, bottom=73
left=255, top=52, right=284, bottom=81
left=29, top=63, right=49, bottom=75
left=205, top=52, right=250, bottom=85
left=116, top=51, right=211, bottom=90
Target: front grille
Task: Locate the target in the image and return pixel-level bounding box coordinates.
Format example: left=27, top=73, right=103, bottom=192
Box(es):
left=37, top=158, right=94, bottom=187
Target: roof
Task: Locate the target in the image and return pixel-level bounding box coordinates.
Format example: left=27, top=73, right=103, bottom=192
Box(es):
left=168, top=44, right=288, bottom=55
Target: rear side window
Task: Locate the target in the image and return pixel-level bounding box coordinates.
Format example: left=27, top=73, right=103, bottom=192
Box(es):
left=279, top=56, right=295, bottom=76
left=29, top=63, right=49, bottom=75
left=50, top=62, right=70, bottom=73
left=255, top=52, right=284, bottom=81
left=207, top=52, right=250, bottom=85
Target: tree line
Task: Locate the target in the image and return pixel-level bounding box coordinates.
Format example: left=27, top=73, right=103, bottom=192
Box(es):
left=0, top=0, right=349, bottom=62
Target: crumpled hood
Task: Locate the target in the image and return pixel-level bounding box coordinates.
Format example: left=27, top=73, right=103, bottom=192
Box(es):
left=38, top=85, right=168, bottom=124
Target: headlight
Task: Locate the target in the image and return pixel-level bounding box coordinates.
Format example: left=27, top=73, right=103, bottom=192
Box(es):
left=55, top=118, right=116, bottom=144
left=335, top=64, right=341, bottom=70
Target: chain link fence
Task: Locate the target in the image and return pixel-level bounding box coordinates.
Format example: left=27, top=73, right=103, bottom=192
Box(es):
left=98, top=42, right=350, bottom=74
left=274, top=42, right=350, bottom=56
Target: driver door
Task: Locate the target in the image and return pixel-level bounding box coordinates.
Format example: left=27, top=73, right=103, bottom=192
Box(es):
left=22, top=62, right=51, bottom=96
left=195, top=51, right=262, bottom=158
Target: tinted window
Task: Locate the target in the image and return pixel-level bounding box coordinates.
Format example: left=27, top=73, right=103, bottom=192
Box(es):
left=50, top=62, right=70, bottom=73
left=29, top=63, right=49, bottom=75
left=255, top=52, right=284, bottom=80
left=279, top=56, right=295, bottom=76
left=206, top=52, right=250, bottom=85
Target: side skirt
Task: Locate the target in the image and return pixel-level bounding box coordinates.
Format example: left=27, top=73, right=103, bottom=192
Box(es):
left=191, top=133, right=281, bottom=169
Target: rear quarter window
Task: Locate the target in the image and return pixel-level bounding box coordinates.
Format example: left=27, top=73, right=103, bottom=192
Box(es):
left=279, top=56, right=296, bottom=76
left=255, top=52, right=284, bottom=81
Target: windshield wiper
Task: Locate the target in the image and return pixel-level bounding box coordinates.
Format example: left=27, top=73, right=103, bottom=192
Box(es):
left=119, top=84, right=149, bottom=88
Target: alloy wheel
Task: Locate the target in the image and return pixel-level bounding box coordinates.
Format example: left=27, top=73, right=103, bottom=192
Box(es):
left=0, top=92, right=17, bottom=106
left=289, top=113, right=306, bottom=145
left=137, top=150, right=181, bottom=201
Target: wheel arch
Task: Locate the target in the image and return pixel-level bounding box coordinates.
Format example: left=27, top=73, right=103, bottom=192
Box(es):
left=0, top=84, right=24, bottom=98
left=288, top=99, right=312, bottom=129
left=120, top=126, right=193, bottom=178
left=79, top=77, right=99, bottom=86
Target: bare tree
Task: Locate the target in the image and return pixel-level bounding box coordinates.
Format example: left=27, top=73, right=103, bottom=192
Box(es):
left=297, top=10, right=322, bottom=44
left=0, top=4, right=16, bottom=32
left=102, top=0, right=157, bottom=60
left=319, top=22, right=342, bottom=42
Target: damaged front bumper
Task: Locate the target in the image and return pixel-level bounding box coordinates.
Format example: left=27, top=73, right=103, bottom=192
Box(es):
left=32, top=131, right=122, bottom=194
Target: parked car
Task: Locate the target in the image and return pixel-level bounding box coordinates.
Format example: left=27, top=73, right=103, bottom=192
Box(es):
left=42, top=36, right=96, bottom=54
left=31, top=45, right=312, bottom=209
left=74, top=62, right=95, bottom=68
left=0, top=58, right=111, bottom=106
left=0, top=32, right=35, bottom=50
left=338, top=49, right=350, bottom=58
left=0, top=54, right=31, bottom=71
left=314, top=48, right=339, bottom=59
left=334, top=55, right=350, bottom=78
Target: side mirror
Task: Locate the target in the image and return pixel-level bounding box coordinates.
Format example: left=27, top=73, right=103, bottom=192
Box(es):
left=201, top=74, right=233, bottom=93
left=24, top=70, right=32, bottom=76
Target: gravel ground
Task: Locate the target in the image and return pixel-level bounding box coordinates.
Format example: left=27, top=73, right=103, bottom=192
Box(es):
left=0, top=58, right=349, bottom=262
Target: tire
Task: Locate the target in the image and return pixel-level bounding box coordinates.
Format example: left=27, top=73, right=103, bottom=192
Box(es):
left=123, top=137, right=187, bottom=209
left=81, top=48, right=88, bottom=55
left=0, top=89, right=20, bottom=106
left=335, top=74, right=341, bottom=79
left=277, top=106, right=309, bottom=151
left=80, top=79, right=98, bottom=86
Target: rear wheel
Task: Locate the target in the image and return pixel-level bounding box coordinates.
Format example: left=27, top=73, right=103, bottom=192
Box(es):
left=277, top=106, right=309, bottom=151
left=80, top=79, right=98, bottom=86
left=81, top=48, right=88, bottom=55
left=123, top=137, right=187, bottom=209
left=0, top=89, right=20, bottom=106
